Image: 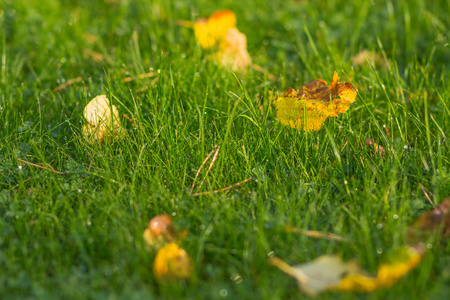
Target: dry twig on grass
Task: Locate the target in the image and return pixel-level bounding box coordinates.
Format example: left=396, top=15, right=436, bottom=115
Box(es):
left=192, top=176, right=254, bottom=197
left=16, top=158, right=65, bottom=175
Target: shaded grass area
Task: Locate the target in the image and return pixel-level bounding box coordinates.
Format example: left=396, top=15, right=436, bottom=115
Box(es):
left=0, top=0, right=449, bottom=299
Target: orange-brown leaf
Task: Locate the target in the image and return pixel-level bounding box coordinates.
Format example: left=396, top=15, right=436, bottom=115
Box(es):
left=276, top=72, right=357, bottom=131
left=408, top=198, right=450, bottom=242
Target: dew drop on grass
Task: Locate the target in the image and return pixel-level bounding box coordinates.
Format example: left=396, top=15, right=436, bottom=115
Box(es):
left=219, top=289, right=228, bottom=297
left=171, top=212, right=176, bottom=216
left=393, top=214, right=398, bottom=220
left=377, top=248, right=383, bottom=254
left=427, top=243, right=432, bottom=249
left=376, top=223, right=383, bottom=229
left=267, top=251, right=275, bottom=257
left=344, top=180, right=348, bottom=184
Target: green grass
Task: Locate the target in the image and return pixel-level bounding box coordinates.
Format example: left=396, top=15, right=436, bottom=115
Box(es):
left=1, top=0, right=449, bottom=299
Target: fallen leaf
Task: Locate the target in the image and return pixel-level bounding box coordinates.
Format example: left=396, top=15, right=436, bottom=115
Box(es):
left=270, top=247, right=421, bottom=296
left=194, top=10, right=236, bottom=49
left=153, top=243, right=193, bottom=280
left=352, top=50, right=385, bottom=68
left=190, top=10, right=251, bottom=71
left=276, top=72, right=357, bottom=132
left=365, top=138, right=386, bottom=155
left=408, top=198, right=450, bottom=243
left=82, top=95, right=125, bottom=143
left=143, top=214, right=188, bottom=250
left=143, top=214, right=178, bottom=248
left=334, top=247, right=421, bottom=292
left=214, top=28, right=251, bottom=71
left=269, top=255, right=360, bottom=296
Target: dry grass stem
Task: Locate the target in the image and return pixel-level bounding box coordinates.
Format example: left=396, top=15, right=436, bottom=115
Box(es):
left=17, top=158, right=65, bottom=175
left=285, top=225, right=350, bottom=242
left=192, top=176, right=254, bottom=197
left=52, top=77, right=83, bottom=92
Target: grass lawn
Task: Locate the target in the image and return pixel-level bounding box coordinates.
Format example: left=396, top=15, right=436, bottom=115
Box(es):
left=1, top=0, right=449, bottom=299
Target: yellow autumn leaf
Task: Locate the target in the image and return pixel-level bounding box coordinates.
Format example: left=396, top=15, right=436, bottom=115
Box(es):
left=214, top=27, right=251, bottom=71
left=194, top=10, right=236, bottom=49
left=276, top=72, right=357, bottom=132
left=82, top=95, right=125, bottom=143
left=335, top=247, right=421, bottom=292
left=153, top=243, right=193, bottom=280
left=270, top=247, right=421, bottom=296
left=269, top=255, right=361, bottom=296
left=188, top=10, right=251, bottom=71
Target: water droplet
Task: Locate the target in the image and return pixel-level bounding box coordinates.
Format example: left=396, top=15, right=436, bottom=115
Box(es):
left=219, top=289, right=228, bottom=297
left=376, top=223, right=383, bottom=229
left=344, top=180, right=348, bottom=184
left=18, top=165, right=23, bottom=170
left=267, top=251, right=275, bottom=257
left=377, top=248, right=383, bottom=254
left=171, top=212, right=176, bottom=216
left=393, top=214, right=398, bottom=220
left=427, top=243, right=432, bottom=249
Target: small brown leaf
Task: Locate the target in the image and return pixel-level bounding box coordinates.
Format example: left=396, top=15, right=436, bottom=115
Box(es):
left=143, top=214, right=187, bottom=250
left=352, top=50, right=385, bottom=68
left=408, top=198, right=450, bottom=242
left=365, top=138, right=386, bottom=155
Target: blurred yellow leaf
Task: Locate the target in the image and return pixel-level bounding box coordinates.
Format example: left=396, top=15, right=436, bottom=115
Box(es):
left=352, top=49, right=385, bottom=68
left=215, top=28, right=251, bottom=71
left=269, top=255, right=360, bottom=296
left=276, top=72, right=357, bottom=132
left=153, top=243, right=193, bottom=280
left=191, top=10, right=251, bottom=71
left=270, top=247, right=421, bottom=296
left=335, top=248, right=421, bottom=292
left=82, top=95, right=125, bottom=143
left=194, top=10, right=236, bottom=49
left=408, top=198, right=450, bottom=242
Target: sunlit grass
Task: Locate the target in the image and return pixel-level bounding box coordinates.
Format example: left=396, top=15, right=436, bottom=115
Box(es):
left=0, top=0, right=449, bottom=299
